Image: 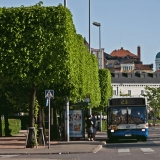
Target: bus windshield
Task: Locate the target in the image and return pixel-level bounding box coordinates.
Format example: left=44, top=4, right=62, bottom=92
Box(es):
left=108, top=106, right=147, bottom=125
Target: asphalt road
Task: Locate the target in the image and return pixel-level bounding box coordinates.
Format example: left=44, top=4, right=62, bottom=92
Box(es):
left=1, top=127, right=160, bottom=160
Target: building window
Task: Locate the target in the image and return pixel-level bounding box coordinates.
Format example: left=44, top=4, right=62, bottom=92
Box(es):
left=113, top=90, right=116, bottom=95
left=92, top=51, right=97, bottom=55
left=141, top=90, right=144, bottom=95
left=108, top=63, right=112, bottom=68
left=128, top=90, right=131, bottom=95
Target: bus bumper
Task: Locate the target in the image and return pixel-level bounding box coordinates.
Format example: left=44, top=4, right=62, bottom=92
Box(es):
left=107, top=128, right=148, bottom=140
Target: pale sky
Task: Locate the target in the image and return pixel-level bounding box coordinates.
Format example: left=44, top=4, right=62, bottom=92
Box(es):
left=1, top=0, right=160, bottom=70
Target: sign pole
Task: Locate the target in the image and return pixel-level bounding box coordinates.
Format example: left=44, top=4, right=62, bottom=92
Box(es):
left=45, top=89, right=54, bottom=149
left=48, top=98, right=50, bottom=149
left=66, top=97, right=69, bottom=141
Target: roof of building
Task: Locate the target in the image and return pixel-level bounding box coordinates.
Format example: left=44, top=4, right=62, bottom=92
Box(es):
left=121, top=59, right=135, bottom=64
left=111, top=72, right=160, bottom=83
left=110, top=47, right=138, bottom=58
left=156, top=52, right=160, bottom=58
left=134, top=64, right=153, bottom=71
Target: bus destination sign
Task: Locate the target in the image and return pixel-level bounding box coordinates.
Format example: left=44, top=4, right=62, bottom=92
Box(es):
left=110, top=98, right=145, bottom=106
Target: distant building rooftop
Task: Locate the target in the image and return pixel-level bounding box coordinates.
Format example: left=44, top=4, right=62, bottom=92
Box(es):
left=110, top=47, right=138, bottom=58
left=156, top=52, right=160, bottom=58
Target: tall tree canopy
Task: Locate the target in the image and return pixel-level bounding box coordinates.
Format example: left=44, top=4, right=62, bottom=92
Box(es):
left=0, top=2, right=101, bottom=145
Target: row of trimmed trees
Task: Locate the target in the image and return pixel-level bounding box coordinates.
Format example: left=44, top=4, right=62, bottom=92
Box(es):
left=0, top=2, right=112, bottom=147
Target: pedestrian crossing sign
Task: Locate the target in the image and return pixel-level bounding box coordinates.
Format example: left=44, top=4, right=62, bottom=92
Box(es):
left=45, top=90, right=54, bottom=98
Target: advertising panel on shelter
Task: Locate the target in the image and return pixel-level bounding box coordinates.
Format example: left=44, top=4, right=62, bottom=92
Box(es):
left=69, top=110, right=83, bottom=137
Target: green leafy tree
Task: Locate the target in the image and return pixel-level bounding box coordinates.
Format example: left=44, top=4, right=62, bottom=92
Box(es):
left=0, top=3, right=77, bottom=147
left=0, top=2, right=101, bottom=146
left=2, top=83, right=29, bottom=114
left=144, top=86, right=160, bottom=126
left=98, top=69, right=112, bottom=112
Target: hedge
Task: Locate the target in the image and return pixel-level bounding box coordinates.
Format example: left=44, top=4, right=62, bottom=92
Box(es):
left=2, top=119, right=21, bottom=136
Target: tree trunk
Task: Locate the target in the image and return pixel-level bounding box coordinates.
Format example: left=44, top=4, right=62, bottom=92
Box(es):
left=51, top=100, right=59, bottom=140
left=153, top=107, right=156, bottom=127
left=50, top=101, right=54, bottom=140
left=38, top=105, right=43, bottom=145
left=53, top=103, right=57, bottom=124
left=26, top=85, right=36, bottom=148
left=42, top=107, right=47, bottom=143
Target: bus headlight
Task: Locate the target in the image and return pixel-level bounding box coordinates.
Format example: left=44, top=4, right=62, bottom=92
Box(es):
left=111, top=130, right=114, bottom=132
left=142, top=129, right=145, bottom=131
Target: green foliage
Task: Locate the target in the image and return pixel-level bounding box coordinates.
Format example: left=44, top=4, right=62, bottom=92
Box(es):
left=1, top=83, right=29, bottom=113
left=34, top=99, right=39, bottom=146
left=34, top=99, right=39, bottom=119
left=97, top=120, right=107, bottom=131
left=89, top=55, right=101, bottom=107
left=2, top=119, right=21, bottom=136
left=99, top=69, right=112, bottom=108
left=102, top=120, right=107, bottom=131
left=0, top=3, right=101, bottom=105
left=0, top=3, right=103, bottom=144
left=144, top=86, right=160, bottom=110
left=144, top=86, right=160, bottom=125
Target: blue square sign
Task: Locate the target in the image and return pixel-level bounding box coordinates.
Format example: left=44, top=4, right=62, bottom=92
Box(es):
left=45, top=90, right=54, bottom=98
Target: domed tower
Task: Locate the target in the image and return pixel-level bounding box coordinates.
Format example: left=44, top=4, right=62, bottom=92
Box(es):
left=155, top=52, right=160, bottom=71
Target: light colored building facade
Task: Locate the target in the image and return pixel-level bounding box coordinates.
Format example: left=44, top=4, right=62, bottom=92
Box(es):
left=111, top=72, right=160, bottom=97
left=91, top=48, right=104, bottom=69
left=84, top=39, right=104, bottom=69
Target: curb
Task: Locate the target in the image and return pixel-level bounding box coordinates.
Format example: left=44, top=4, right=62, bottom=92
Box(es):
left=0, top=141, right=106, bottom=155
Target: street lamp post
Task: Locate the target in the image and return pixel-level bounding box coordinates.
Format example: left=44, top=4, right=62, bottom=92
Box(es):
left=64, top=0, right=69, bottom=142
left=89, top=0, right=91, bottom=53
left=93, top=22, right=102, bottom=69
left=64, top=0, right=67, bottom=7
left=88, top=0, right=92, bottom=116
left=93, top=21, right=102, bottom=132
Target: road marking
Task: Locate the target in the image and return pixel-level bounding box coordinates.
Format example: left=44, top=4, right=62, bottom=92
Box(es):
left=118, top=148, right=131, bottom=155
left=140, top=148, right=155, bottom=154
left=93, top=145, right=102, bottom=153
left=0, top=155, right=18, bottom=158
left=118, top=149, right=130, bottom=153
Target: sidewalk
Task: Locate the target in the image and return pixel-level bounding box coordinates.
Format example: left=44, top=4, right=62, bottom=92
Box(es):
left=0, top=131, right=107, bottom=154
